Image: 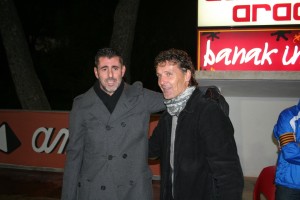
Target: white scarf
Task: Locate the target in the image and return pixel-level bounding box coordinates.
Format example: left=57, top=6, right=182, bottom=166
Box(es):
left=164, top=86, right=196, bottom=116
left=165, top=86, right=195, bottom=198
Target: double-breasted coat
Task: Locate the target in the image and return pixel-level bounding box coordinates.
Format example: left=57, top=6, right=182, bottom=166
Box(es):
left=149, top=89, right=244, bottom=200
left=61, top=82, right=164, bottom=200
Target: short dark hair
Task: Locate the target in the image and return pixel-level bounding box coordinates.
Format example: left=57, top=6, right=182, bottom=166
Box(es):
left=94, top=48, right=123, bottom=67
left=154, top=48, right=198, bottom=86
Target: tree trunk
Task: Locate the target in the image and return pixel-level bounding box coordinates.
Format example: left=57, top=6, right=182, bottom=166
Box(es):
left=0, top=0, right=51, bottom=110
left=110, top=0, right=140, bottom=83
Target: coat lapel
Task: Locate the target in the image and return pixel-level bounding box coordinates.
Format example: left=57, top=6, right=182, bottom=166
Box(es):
left=88, top=89, right=111, bottom=124
left=109, top=83, right=140, bottom=123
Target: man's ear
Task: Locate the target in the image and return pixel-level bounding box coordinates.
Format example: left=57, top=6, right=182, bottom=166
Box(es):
left=185, top=69, right=192, bottom=83
left=122, top=65, right=126, bottom=77
left=94, top=67, right=99, bottom=79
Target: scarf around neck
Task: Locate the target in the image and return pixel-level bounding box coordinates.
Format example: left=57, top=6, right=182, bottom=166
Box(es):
left=164, top=86, right=196, bottom=116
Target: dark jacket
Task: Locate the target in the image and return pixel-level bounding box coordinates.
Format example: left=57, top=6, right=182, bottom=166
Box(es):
left=149, top=88, right=244, bottom=200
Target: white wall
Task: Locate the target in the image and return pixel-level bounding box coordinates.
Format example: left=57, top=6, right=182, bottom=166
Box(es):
left=226, top=97, right=299, bottom=177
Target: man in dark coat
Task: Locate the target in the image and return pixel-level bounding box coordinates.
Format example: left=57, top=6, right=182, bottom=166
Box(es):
left=149, top=48, right=244, bottom=200
left=61, top=48, right=165, bottom=200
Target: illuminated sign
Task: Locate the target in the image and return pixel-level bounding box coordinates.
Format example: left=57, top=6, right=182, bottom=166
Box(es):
left=197, top=28, right=300, bottom=71
left=0, top=111, right=161, bottom=176
left=198, top=0, right=300, bottom=27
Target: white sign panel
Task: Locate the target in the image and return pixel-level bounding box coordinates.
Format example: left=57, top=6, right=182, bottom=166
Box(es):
left=198, top=0, right=300, bottom=27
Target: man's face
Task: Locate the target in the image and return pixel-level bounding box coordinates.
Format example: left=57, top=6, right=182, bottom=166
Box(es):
left=156, top=61, right=191, bottom=100
left=94, top=56, right=126, bottom=96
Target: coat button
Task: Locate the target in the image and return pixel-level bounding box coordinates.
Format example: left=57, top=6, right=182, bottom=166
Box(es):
left=129, top=180, right=134, bottom=186
left=108, top=155, right=113, bottom=160
left=106, top=125, right=111, bottom=130
left=122, top=154, right=127, bottom=159
left=78, top=182, right=81, bottom=187
left=121, top=122, right=126, bottom=127
left=101, top=185, right=106, bottom=190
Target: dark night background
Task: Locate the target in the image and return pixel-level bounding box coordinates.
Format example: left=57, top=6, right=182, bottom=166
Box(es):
left=0, top=0, right=198, bottom=110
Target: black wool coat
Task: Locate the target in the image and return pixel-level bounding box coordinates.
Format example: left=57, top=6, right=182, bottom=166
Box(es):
left=149, top=89, right=244, bottom=200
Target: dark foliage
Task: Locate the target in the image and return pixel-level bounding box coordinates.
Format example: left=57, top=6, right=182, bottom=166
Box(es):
left=0, top=0, right=197, bottom=110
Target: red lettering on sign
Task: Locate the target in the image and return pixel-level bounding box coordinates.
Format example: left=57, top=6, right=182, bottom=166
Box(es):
left=252, top=4, right=271, bottom=22
left=273, top=3, right=291, bottom=21
left=294, top=3, right=300, bottom=20
left=233, top=3, right=300, bottom=22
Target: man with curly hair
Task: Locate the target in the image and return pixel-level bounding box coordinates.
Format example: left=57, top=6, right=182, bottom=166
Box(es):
left=149, top=48, right=244, bottom=200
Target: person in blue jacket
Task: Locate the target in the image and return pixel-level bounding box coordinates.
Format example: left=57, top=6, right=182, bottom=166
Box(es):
left=273, top=99, right=300, bottom=200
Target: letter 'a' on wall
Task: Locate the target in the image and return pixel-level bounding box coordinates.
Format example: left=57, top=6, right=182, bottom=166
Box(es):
left=197, top=28, right=300, bottom=71
left=198, top=0, right=300, bottom=27
left=0, top=111, right=161, bottom=176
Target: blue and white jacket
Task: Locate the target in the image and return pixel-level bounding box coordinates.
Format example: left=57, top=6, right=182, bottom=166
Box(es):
left=273, top=99, right=300, bottom=189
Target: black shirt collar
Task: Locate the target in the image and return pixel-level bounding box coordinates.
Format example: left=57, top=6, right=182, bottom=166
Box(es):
left=93, top=80, right=125, bottom=113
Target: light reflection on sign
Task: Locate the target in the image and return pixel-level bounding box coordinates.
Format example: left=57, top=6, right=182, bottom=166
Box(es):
left=197, top=28, right=300, bottom=71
